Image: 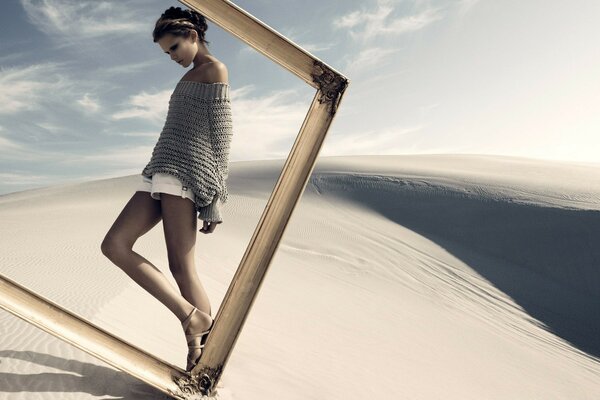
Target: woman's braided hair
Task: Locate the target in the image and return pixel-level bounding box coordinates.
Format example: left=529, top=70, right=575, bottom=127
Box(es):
left=153, top=6, right=209, bottom=46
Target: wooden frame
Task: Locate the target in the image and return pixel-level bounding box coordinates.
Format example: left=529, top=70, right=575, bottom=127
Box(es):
left=0, top=0, right=348, bottom=398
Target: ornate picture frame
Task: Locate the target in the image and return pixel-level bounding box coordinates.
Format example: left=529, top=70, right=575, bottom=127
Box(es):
left=0, top=1, right=349, bottom=398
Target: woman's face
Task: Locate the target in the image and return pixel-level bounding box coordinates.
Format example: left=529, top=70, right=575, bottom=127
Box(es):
left=158, top=33, right=197, bottom=68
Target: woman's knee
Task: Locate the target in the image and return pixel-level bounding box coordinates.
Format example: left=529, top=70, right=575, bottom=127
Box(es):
left=100, top=234, right=130, bottom=261
left=167, top=256, right=197, bottom=276
left=101, top=191, right=162, bottom=259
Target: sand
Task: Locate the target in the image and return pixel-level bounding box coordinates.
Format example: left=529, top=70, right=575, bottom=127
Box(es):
left=0, top=154, right=599, bottom=399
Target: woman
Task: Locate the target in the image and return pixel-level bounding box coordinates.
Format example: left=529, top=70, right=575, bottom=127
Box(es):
left=101, top=6, right=233, bottom=372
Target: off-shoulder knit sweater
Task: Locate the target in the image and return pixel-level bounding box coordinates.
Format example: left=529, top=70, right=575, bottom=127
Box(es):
left=142, top=80, right=233, bottom=223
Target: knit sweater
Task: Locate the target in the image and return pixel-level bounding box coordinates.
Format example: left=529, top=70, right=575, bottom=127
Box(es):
left=141, top=80, right=233, bottom=223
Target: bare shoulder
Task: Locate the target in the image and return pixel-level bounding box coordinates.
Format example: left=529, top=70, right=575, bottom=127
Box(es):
left=188, top=61, right=229, bottom=84
left=206, top=62, right=228, bottom=84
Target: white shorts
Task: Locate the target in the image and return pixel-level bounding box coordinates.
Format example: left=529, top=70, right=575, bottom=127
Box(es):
left=136, top=172, right=196, bottom=203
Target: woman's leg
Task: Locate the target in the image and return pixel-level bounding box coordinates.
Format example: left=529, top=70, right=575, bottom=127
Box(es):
left=100, top=191, right=194, bottom=322
left=160, top=193, right=212, bottom=317
left=160, top=193, right=213, bottom=369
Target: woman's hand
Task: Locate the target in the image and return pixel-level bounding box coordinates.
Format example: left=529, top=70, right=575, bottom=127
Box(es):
left=199, top=220, right=221, bottom=234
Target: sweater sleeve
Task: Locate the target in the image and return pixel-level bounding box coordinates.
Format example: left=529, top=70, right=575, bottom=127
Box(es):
left=197, top=194, right=223, bottom=223
left=197, top=99, right=232, bottom=224
left=209, top=99, right=233, bottom=180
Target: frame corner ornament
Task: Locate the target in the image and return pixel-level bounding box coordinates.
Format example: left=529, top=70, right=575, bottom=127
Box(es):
left=311, top=60, right=349, bottom=115
left=172, top=366, right=221, bottom=398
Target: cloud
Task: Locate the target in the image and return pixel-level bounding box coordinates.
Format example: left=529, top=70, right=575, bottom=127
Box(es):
left=334, top=10, right=364, bottom=29
left=0, top=134, right=64, bottom=162
left=418, top=103, right=440, bottom=120
left=321, top=124, right=424, bottom=156
left=294, top=41, right=334, bottom=54
left=19, top=0, right=146, bottom=42
left=0, top=51, right=29, bottom=65
left=333, top=1, right=444, bottom=41
left=0, top=136, right=25, bottom=151
left=77, top=93, right=101, bottom=113
left=114, top=131, right=161, bottom=138
left=238, top=23, right=335, bottom=59
left=280, top=27, right=335, bottom=54
left=110, top=88, right=172, bottom=123
left=59, top=144, right=156, bottom=168
left=35, top=121, right=64, bottom=134
left=228, top=84, right=309, bottom=160
left=456, top=0, right=481, bottom=17
left=0, top=134, right=154, bottom=194
left=0, top=63, right=71, bottom=115
left=343, top=46, right=401, bottom=75
left=0, top=171, right=57, bottom=187
left=97, top=60, right=161, bottom=78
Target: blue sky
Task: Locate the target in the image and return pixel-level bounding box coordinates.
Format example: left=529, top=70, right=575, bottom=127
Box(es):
left=1, top=0, right=599, bottom=195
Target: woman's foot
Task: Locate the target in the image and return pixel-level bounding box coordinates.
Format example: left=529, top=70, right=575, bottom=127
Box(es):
left=181, top=306, right=213, bottom=372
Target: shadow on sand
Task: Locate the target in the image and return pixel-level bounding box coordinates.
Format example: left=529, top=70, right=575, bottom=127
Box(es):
left=314, top=173, right=600, bottom=359
left=0, top=350, right=171, bottom=399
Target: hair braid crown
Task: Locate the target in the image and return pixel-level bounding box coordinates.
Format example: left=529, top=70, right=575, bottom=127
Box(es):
left=153, top=6, right=209, bottom=45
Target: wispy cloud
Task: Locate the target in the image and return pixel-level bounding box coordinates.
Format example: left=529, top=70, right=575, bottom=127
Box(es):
left=343, top=46, right=401, bottom=75
left=59, top=144, right=156, bottom=168
left=77, top=93, right=101, bottom=113
left=0, top=139, right=154, bottom=194
left=35, top=121, right=64, bottom=134
left=0, top=63, right=71, bottom=114
left=114, top=130, right=161, bottom=138
left=19, top=0, right=146, bottom=42
left=0, top=135, right=68, bottom=162
left=97, top=60, right=161, bottom=78
left=110, top=89, right=171, bottom=123
left=0, top=171, right=57, bottom=186
left=0, top=136, right=25, bottom=151
left=295, top=41, right=334, bottom=54
left=239, top=24, right=335, bottom=58
left=417, top=103, right=440, bottom=120
left=281, top=27, right=335, bottom=54
left=456, top=0, right=481, bottom=17
left=229, top=84, right=309, bottom=159
left=322, top=124, right=424, bottom=156
left=0, top=51, right=29, bottom=65
left=333, top=1, right=444, bottom=42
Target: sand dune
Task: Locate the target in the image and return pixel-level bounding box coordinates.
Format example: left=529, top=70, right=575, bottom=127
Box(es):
left=1, top=155, right=599, bottom=399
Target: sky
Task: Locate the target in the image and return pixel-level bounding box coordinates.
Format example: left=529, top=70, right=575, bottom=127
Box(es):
left=1, top=0, right=599, bottom=195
